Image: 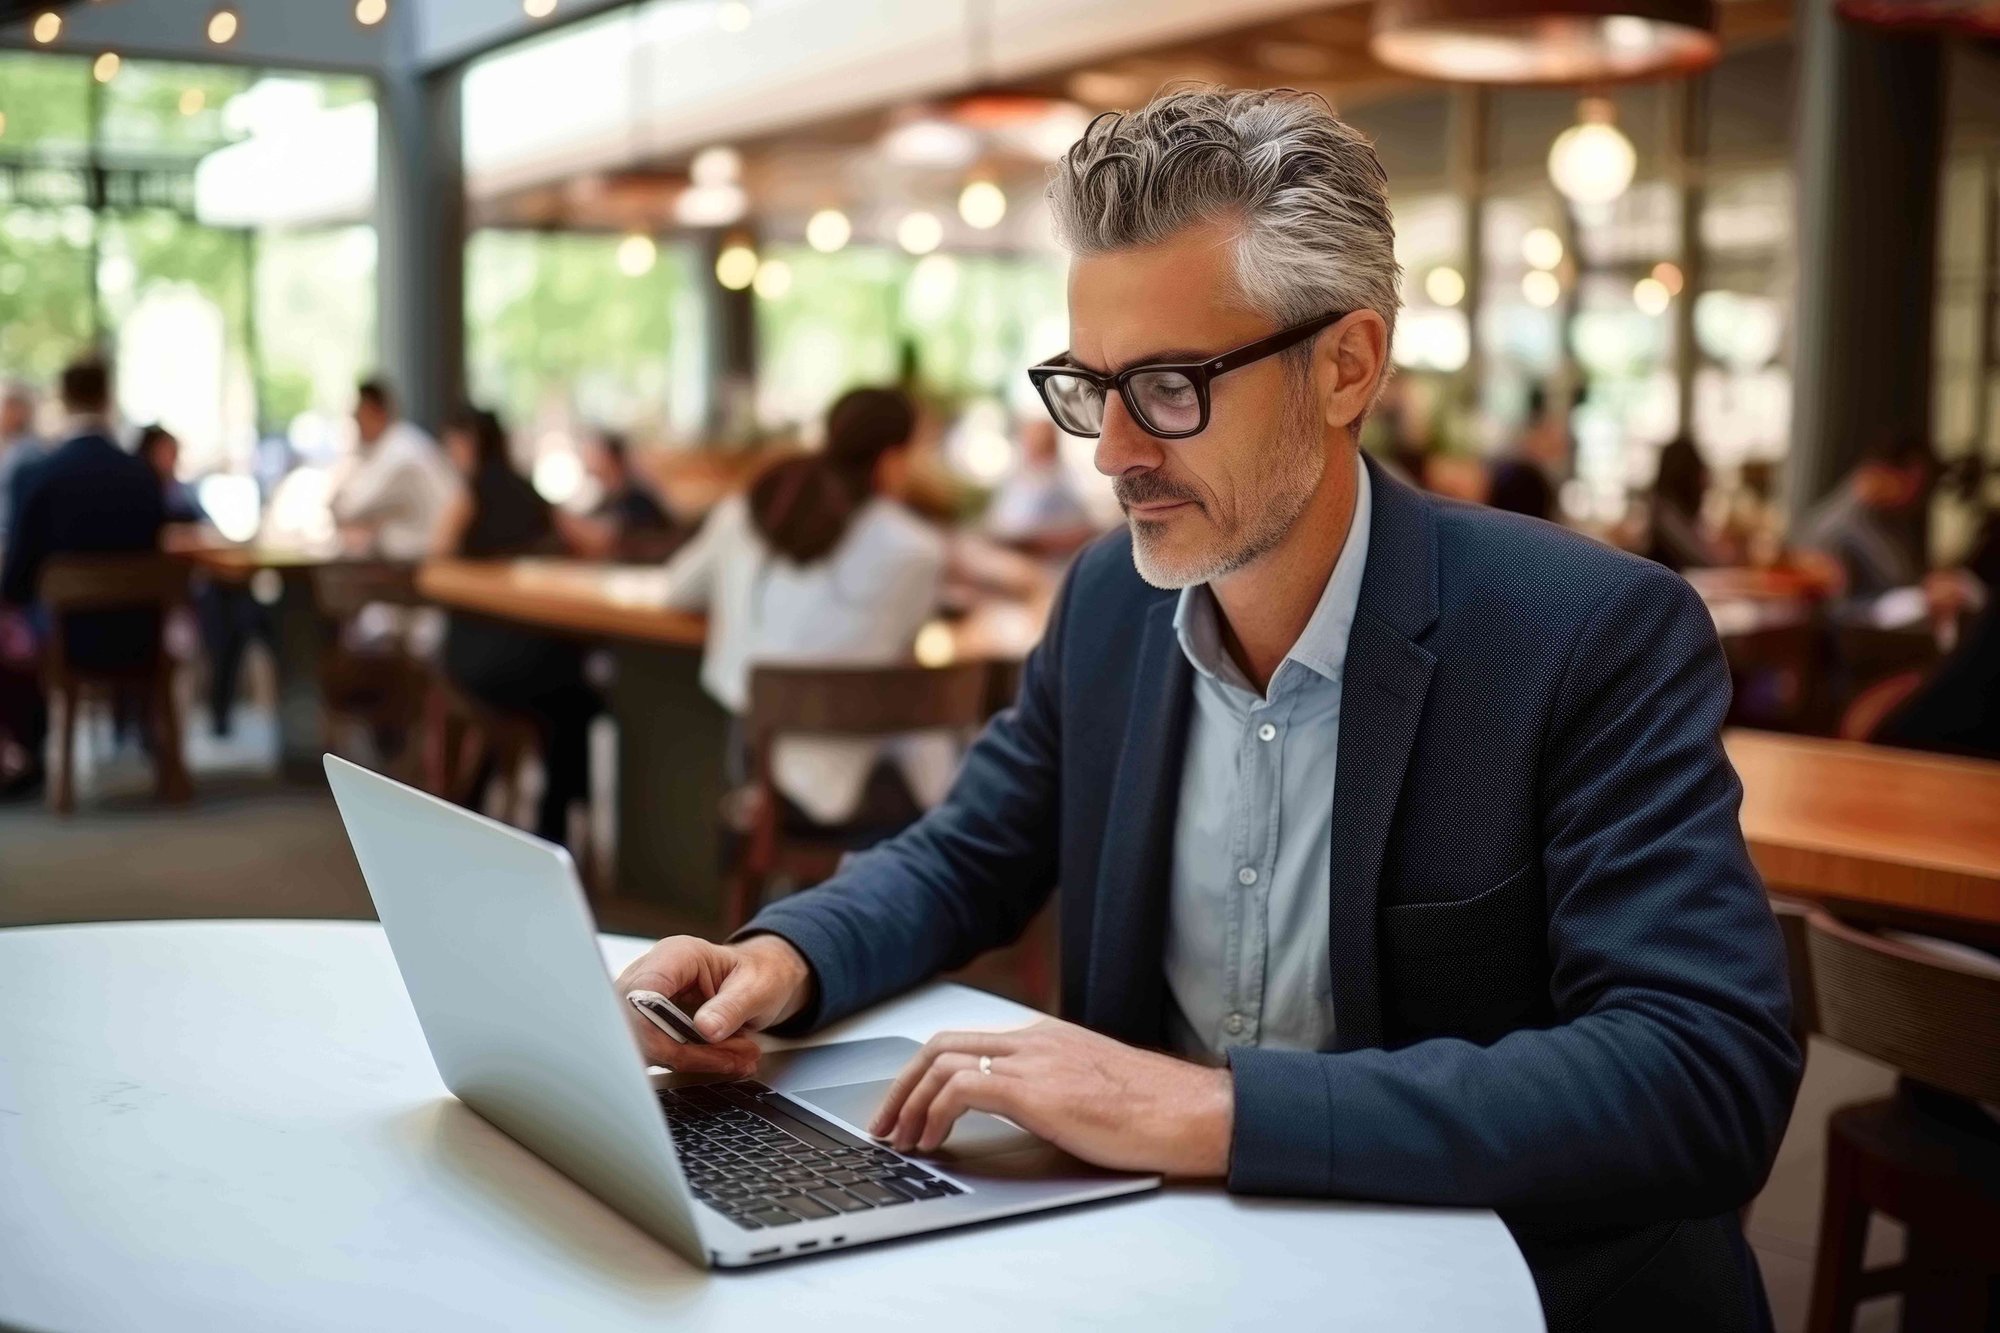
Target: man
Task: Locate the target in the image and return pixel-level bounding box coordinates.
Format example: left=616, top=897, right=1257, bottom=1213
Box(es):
left=0, top=380, right=45, bottom=549
left=330, top=378, right=459, bottom=559
left=1797, top=436, right=1933, bottom=612
left=1, top=358, right=166, bottom=796
left=984, top=416, right=1098, bottom=555
left=581, top=429, right=678, bottom=558
left=614, top=89, right=1799, bottom=1332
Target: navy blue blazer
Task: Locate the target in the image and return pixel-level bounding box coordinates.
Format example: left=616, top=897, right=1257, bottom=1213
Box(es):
left=1, top=432, right=166, bottom=670
left=746, top=455, right=1801, bottom=1331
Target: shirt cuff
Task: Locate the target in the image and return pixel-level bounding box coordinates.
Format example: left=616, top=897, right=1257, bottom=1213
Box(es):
left=1224, top=1045, right=1337, bottom=1197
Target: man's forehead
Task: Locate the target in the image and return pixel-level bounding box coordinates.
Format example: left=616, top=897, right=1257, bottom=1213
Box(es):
left=1064, top=226, right=1266, bottom=371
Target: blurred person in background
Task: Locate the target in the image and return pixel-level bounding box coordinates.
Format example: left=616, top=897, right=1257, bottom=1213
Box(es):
left=579, top=429, right=680, bottom=561
left=0, top=358, right=165, bottom=798
left=1796, top=436, right=1933, bottom=615
left=983, top=416, right=1096, bottom=556
left=0, top=380, right=45, bottom=548
left=331, top=378, right=460, bottom=559
left=435, top=407, right=599, bottom=848
left=137, top=424, right=268, bottom=738
left=1643, top=435, right=1732, bottom=573
left=135, top=425, right=210, bottom=527
left=657, top=385, right=951, bottom=834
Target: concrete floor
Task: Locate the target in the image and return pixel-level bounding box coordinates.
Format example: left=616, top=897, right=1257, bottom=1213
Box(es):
left=0, top=706, right=1909, bottom=1331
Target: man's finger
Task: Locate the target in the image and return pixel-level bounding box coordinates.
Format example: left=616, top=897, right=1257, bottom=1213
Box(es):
left=887, top=1053, right=977, bottom=1150
left=869, top=1030, right=1018, bottom=1136
left=916, top=1067, right=1017, bottom=1155
left=691, top=964, right=771, bottom=1041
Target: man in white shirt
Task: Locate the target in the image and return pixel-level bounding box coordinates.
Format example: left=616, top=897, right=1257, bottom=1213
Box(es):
left=983, top=417, right=1096, bottom=555
left=330, top=379, right=459, bottom=559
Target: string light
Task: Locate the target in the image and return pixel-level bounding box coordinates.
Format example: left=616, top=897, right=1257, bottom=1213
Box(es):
left=523, top=0, right=556, bottom=18
left=1522, top=270, right=1561, bottom=308
left=805, top=208, right=851, bottom=254
left=715, top=241, right=759, bottom=291
left=615, top=233, right=657, bottom=277
left=752, top=258, right=793, bottom=300
left=1633, top=276, right=1671, bottom=316
left=92, top=52, right=120, bottom=83
left=957, top=180, right=1007, bottom=230
left=206, top=8, right=240, bottom=44
left=179, top=88, right=206, bottom=116
left=896, top=210, right=943, bottom=256
left=355, top=0, right=388, bottom=26
left=31, top=11, right=61, bottom=43
left=1423, top=266, right=1466, bottom=307
left=1522, top=228, right=1564, bottom=271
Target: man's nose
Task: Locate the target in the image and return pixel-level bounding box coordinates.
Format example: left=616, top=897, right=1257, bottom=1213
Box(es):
left=1092, top=394, right=1165, bottom=479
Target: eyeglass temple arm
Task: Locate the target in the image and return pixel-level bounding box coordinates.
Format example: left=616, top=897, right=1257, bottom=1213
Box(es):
left=1205, top=311, right=1348, bottom=377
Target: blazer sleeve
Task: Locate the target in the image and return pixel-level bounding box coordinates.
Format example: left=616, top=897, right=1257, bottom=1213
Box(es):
left=1226, top=565, right=1802, bottom=1222
left=1, top=462, right=49, bottom=606
left=734, top=558, right=1072, bottom=1032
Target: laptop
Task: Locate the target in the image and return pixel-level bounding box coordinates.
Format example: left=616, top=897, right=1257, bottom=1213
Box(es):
left=324, top=755, right=1158, bottom=1268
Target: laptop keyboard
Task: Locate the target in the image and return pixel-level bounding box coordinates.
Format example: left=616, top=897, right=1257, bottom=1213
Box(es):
left=659, top=1080, right=963, bottom=1231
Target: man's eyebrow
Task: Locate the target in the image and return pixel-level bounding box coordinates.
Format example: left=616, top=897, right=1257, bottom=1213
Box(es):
left=1044, top=346, right=1217, bottom=375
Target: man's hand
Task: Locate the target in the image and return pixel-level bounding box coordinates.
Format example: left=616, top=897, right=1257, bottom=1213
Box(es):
left=612, top=933, right=814, bottom=1077
left=867, top=1018, right=1233, bottom=1178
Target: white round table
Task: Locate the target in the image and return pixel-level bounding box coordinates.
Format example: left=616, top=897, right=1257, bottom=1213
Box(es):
left=0, top=921, right=1544, bottom=1332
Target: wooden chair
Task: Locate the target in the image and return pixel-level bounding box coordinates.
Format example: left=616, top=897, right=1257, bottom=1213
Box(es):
left=730, top=661, right=991, bottom=930
left=38, top=553, right=192, bottom=815
left=313, top=563, right=429, bottom=781
left=1804, top=910, right=2000, bottom=1332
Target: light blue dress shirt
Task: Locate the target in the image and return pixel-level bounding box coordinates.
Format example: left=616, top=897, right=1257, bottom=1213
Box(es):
left=1163, top=454, right=1372, bottom=1062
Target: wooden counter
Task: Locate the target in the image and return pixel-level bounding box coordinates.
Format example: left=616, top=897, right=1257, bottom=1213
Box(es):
left=1728, top=729, right=2000, bottom=935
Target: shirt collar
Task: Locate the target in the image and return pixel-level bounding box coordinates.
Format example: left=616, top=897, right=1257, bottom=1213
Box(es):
left=1173, top=451, right=1373, bottom=691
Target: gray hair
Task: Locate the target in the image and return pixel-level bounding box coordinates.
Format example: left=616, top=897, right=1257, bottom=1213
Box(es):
left=1048, top=86, right=1401, bottom=357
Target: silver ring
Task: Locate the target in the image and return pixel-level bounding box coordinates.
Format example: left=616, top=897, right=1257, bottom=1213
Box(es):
left=978, top=1055, right=993, bottom=1076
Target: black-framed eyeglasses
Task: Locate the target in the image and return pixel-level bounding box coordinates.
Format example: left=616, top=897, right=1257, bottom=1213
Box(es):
left=1026, top=310, right=1349, bottom=440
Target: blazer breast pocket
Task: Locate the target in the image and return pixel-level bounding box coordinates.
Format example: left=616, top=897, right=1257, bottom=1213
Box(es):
left=1379, top=862, right=1550, bottom=1041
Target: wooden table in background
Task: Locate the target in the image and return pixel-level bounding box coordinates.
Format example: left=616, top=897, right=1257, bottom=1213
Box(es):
left=1728, top=729, right=2000, bottom=939
left=417, top=559, right=1051, bottom=926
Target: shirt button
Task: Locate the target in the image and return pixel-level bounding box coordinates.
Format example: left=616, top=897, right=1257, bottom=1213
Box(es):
left=1257, top=723, right=1277, bottom=742
left=1237, top=866, right=1258, bottom=886
left=1226, top=1013, right=1246, bottom=1035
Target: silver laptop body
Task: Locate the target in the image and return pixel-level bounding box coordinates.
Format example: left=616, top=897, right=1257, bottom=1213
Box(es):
left=324, top=754, right=1158, bottom=1268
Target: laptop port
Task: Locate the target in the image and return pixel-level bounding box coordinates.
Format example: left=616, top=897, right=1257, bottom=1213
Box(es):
left=831, top=1236, right=845, bottom=1245
left=796, top=1240, right=819, bottom=1251
left=750, top=1247, right=780, bottom=1259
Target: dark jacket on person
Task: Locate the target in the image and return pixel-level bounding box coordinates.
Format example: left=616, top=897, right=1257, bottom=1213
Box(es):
left=441, top=462, right=578, bottom=701
left=743, top=455, right=1800, bottom=1333
left=1, top=431, right=166, bottom=671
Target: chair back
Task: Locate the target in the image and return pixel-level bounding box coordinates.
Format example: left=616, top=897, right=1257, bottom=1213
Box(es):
left=1805, top=909, right=2000, bottom=1104
left=745, top=661, right=991, bottom=751
left=38, top=553, right=188, bottom=612
left=1770, top=897, right=1820, bottom=1040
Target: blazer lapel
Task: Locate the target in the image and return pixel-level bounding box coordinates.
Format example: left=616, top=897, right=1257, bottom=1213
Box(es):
left=1328, top=458, right=1440, bottom=1052
left=1084, top=596, right=1193, bottom=1047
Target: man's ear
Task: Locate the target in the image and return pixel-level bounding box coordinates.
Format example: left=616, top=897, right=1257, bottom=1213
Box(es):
left=1318, top=310, right=1390, bottom=436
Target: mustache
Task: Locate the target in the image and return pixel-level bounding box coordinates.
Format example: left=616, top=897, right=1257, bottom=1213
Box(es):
left=1114, top=472, right=1203, bottom=511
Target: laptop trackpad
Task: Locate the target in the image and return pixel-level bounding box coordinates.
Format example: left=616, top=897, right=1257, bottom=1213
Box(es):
left=789, top=1078, right=1041, bottom=1160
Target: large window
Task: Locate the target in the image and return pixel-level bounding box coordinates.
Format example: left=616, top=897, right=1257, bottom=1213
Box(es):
left=0, top=53, right=375, bottom=476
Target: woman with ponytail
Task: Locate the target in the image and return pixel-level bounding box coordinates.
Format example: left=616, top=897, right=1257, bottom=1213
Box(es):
left=658, top=386, right=953, bottom=829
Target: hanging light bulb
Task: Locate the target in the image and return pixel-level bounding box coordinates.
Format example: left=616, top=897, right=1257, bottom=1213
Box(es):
left=616, top=233, right=657, bottom=277
left=355, top=0, right=388, bottom=26
left=92, top=52, right=120, bottom=83
left=1521, top=227, right=1565, bottom=271
left=957, top=180, right=1007, bottom=230
left=1632, top=276, right=1671, bottom=316
left=31, top=11, right=61, bottom=43
left=897, top=211, right=943, bottom=256
left=1547, top=98, right=1636, bottom=207
left=715, top=241, right=759, bottom=291
left=207, top=8, right=240, bottom=44
left=806, top=208, right=851, bottom=254
left=523, top=0, right=557, bottom=18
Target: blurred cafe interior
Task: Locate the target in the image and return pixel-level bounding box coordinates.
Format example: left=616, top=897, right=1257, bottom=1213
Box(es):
left=3, top=0, right=2000, bottom=1328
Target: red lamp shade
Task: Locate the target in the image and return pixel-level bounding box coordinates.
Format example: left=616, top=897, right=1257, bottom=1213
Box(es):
left=1370, top=0, right=1720, bottom=84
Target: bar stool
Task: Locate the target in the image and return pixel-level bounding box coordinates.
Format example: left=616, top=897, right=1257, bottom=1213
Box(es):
left=1804, top=910, right=2000, bottom=1332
